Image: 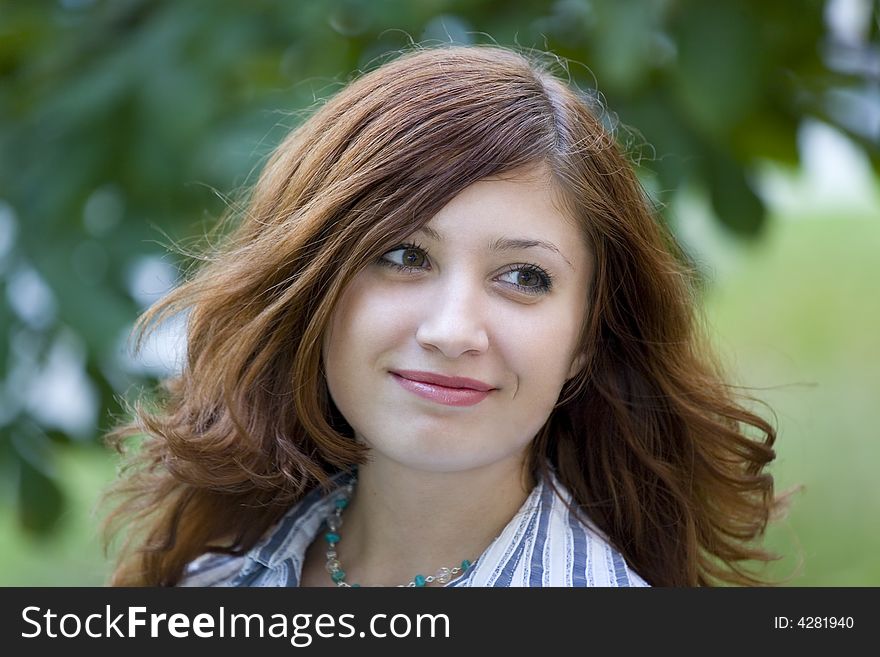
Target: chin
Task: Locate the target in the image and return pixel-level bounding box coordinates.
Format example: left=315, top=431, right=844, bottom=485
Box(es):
left=388, top=446, right=524, bottom=475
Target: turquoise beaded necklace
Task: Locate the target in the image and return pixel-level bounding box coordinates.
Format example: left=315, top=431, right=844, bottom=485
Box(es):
left=323, top=475, right=473, bottom=587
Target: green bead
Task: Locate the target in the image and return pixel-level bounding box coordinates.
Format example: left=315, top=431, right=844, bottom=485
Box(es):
left=331, top=570, right=346, bottom=583
left=461, top=559, right=471, bottom=571
left=335, top=498, right=349, bottom=509
left=352, top=583, right=361, bottom=588
left=414, top=574, right=426, bottom=587
left=325, top=532, right=340, bottom=544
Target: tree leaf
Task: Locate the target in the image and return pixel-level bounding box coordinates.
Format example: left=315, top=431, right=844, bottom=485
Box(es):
left=14, top=435, right=65, bottom=535
left=705, top=152, right=766, bottom=237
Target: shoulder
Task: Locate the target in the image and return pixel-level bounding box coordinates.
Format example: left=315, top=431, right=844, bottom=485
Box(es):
left=451, top=468, right=650, bottom=588
left=546, top=474, right=650, bottom=587
left=177, top=552, right=250, bottom=587
left=177, top=471, right=353, bottom=587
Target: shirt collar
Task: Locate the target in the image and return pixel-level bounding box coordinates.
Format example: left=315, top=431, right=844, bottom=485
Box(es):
left=245, top=467, right=566, bottom=582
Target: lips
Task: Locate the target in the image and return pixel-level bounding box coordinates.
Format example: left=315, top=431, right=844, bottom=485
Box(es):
left=389, top=370, right=494, bottom=391
left=389, top=370, right=495, bottom=407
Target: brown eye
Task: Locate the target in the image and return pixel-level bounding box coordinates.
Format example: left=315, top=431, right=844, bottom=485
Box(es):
left=516, top=270, right=540, bottom=287
left=377, top=243, right=431, bottom=271
left=401, top=248, right=426, bottom=268
left=497, top=264, right=553, bottom=296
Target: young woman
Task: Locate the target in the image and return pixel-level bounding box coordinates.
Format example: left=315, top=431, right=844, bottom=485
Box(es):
left=103, top=45, right=787, bottom=587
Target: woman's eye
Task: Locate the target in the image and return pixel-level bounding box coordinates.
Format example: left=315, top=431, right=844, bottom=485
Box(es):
left=379, top=244, right=429, bottom=270
left=497, top=267, right=553, bottom=295
left=500, top=269, right=540, bottom=289
left=377, top=243, right=553, bottom=296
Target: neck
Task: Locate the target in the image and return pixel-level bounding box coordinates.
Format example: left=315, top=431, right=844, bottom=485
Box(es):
left=331, top=457, right=535, bottom=587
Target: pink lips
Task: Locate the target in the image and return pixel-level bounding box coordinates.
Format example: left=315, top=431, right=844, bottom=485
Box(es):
left=390, top=370, right=494, bottom=407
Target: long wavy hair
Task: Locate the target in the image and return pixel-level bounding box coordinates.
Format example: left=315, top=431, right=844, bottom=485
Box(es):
left=103, top=45, right=791, bottom=586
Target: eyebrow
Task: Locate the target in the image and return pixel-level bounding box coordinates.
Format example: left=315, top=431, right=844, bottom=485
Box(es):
left=416, top=226, right=574, bottom=270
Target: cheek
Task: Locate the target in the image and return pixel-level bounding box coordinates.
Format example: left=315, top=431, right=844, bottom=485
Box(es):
left=324, top=276, right=407, bottom=370
left=496, top=300, right=585, bottom=385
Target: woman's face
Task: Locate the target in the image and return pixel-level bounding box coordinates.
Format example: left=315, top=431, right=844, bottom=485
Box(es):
left=322, top=165, right=592, bottom=475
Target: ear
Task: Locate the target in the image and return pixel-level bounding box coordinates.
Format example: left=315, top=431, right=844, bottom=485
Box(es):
left=566, top=352, right=587, bottom=381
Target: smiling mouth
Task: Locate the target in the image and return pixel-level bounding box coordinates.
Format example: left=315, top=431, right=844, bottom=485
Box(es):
left=390, top=372, right=493, bottom=407
left=388, top=369, right=494, bottom=391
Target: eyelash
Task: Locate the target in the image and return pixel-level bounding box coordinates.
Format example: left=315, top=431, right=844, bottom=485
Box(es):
left=376, top=241, right=555, bottom=296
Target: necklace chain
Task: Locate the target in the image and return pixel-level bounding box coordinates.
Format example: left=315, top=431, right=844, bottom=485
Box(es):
left=323, top=475, right=472, bottom=587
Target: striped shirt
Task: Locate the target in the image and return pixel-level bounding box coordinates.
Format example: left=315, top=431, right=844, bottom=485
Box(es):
left=179, top=468, right=650, bottom=587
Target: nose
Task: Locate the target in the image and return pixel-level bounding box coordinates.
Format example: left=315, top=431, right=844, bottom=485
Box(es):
left=415, top=276, right=490, bottom=359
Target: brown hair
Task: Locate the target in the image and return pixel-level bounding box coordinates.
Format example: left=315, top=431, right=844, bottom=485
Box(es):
left=103, top=45, right=791, bottom=586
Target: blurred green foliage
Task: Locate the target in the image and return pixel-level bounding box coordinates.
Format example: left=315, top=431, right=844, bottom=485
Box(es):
left=0, top=0, right=877, bottom=556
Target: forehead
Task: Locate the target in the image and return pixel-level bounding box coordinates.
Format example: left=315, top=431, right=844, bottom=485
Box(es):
left=422, top=165, right=586, bottom=254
